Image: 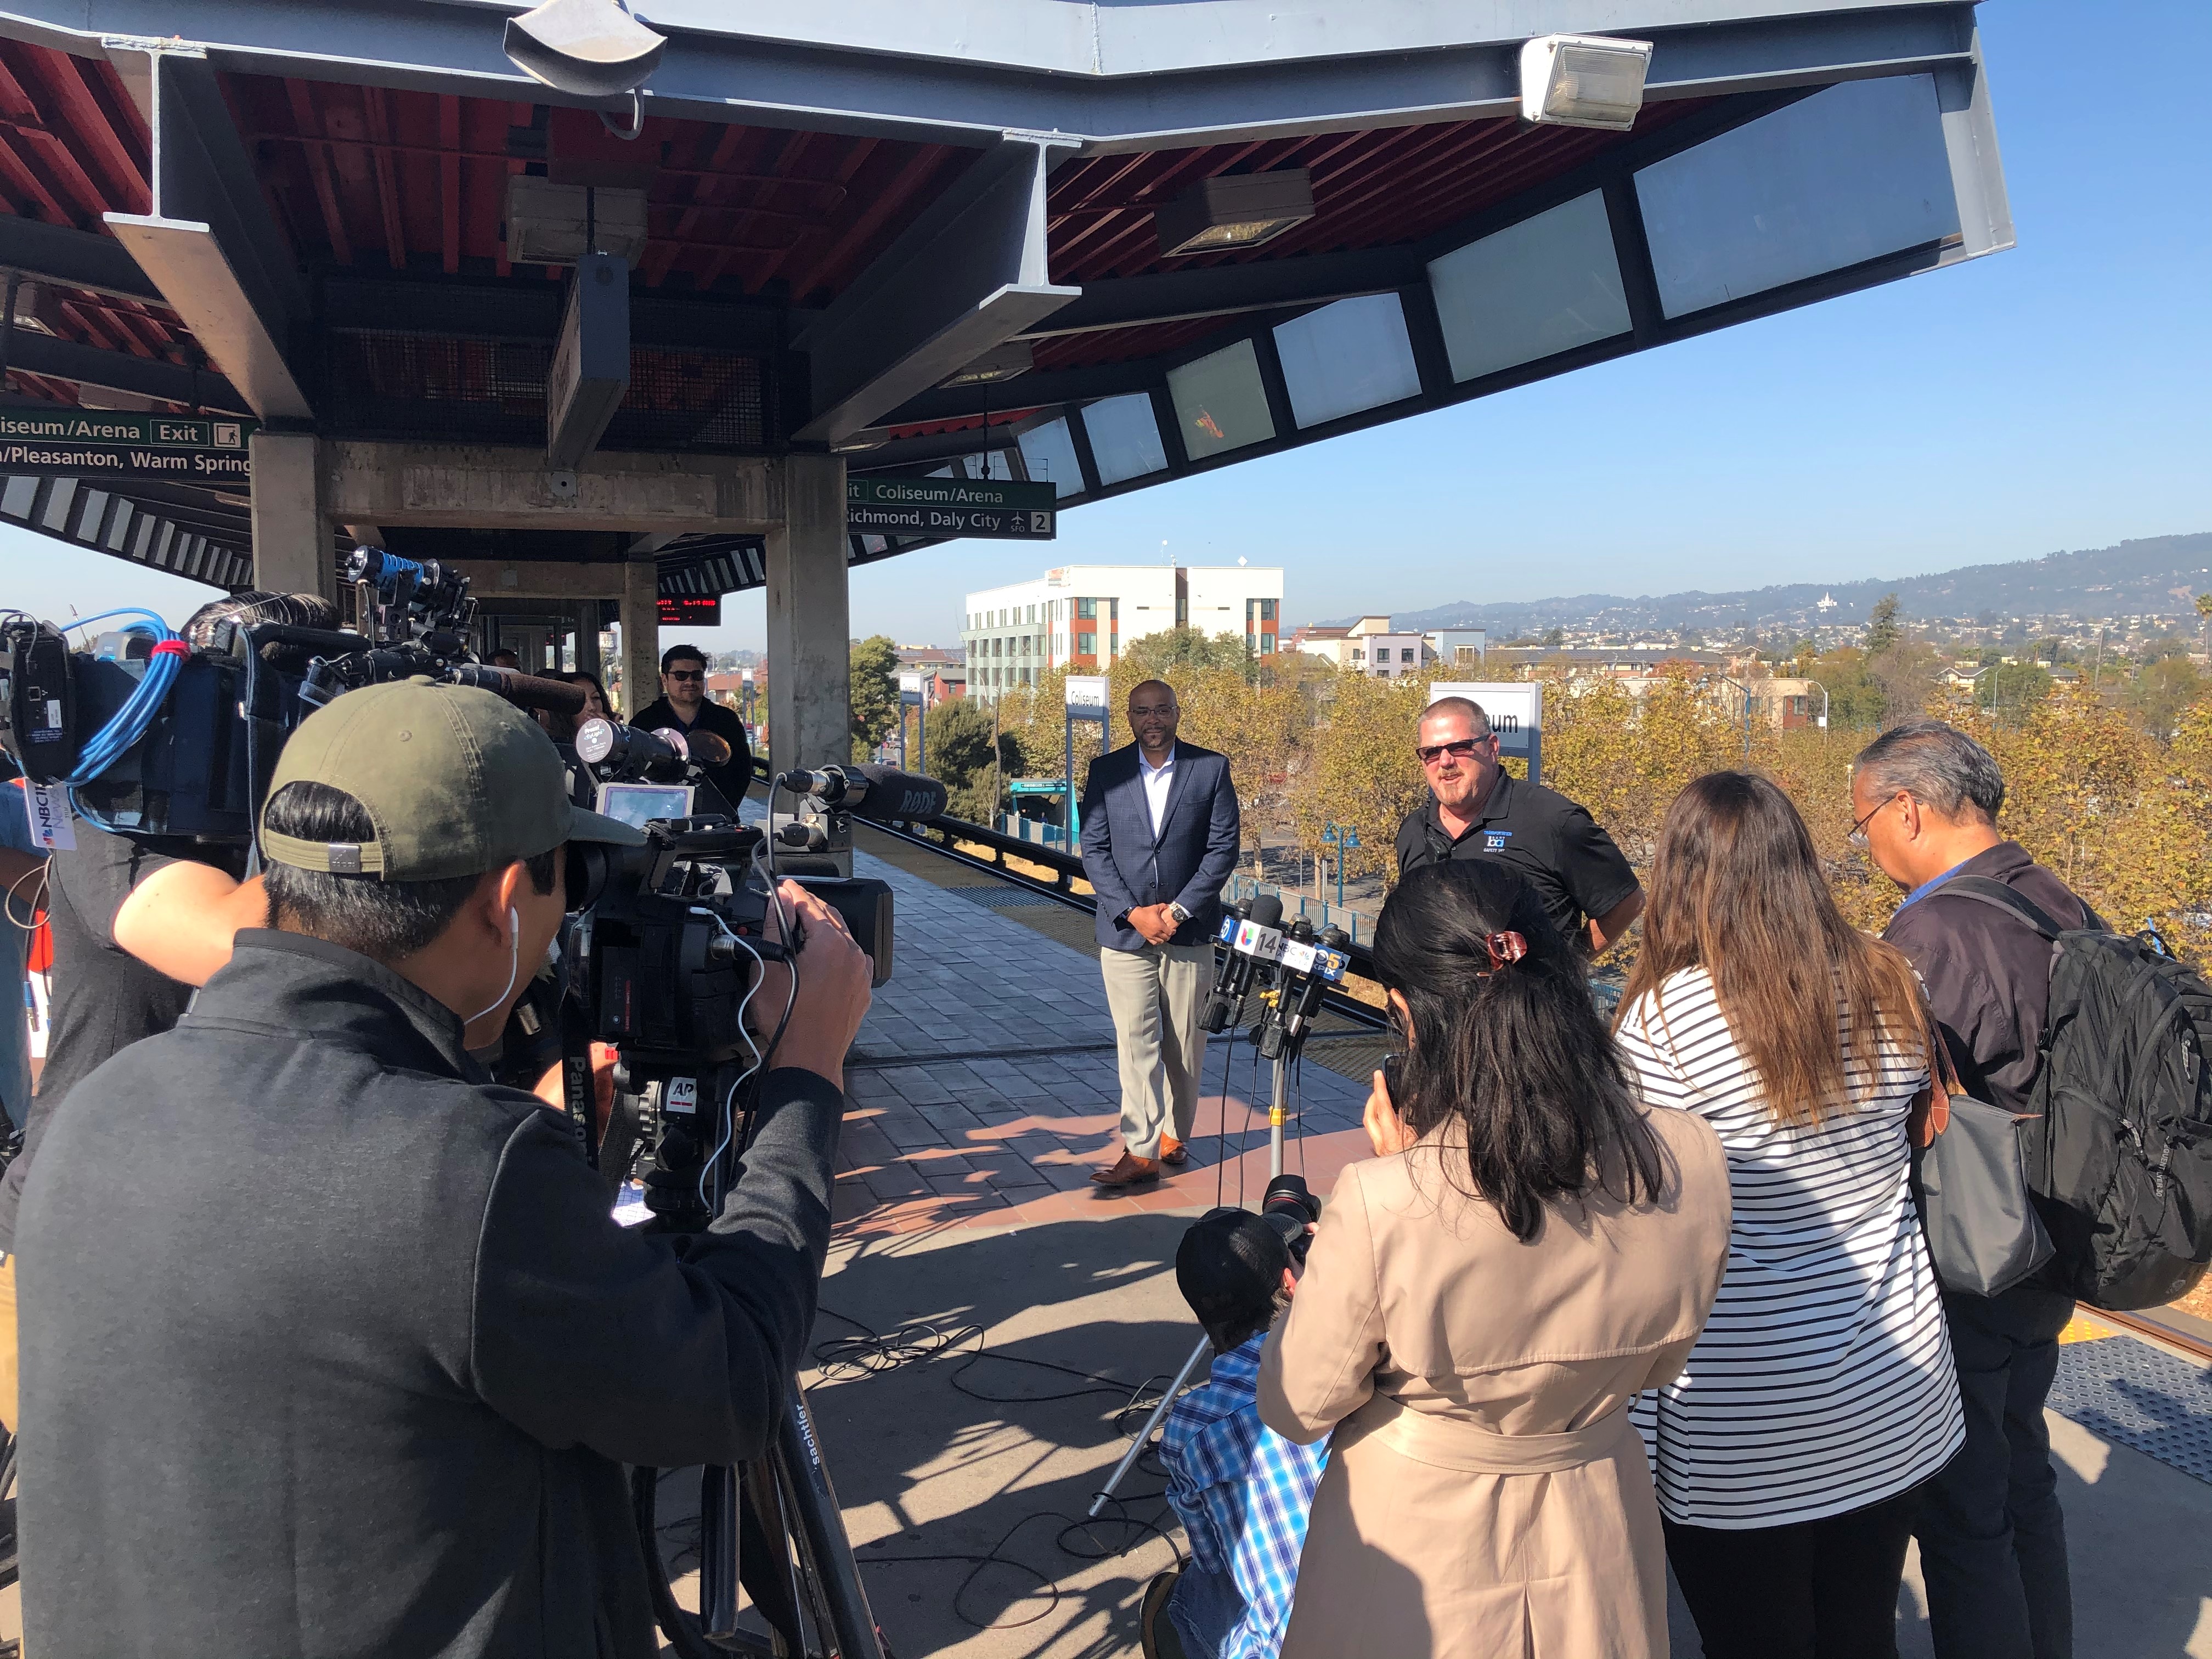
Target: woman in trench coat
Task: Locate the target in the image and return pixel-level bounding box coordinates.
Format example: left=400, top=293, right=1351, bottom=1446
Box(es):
left=1258, top=861, right=1731, bottom=1659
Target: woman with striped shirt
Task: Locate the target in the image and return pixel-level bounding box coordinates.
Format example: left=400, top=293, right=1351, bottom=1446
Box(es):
left=1616, top=772, right=1963, bottom=1659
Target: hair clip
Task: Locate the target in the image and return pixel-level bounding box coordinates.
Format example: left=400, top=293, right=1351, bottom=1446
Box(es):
left=1483, top=932, right=1528, bottom=973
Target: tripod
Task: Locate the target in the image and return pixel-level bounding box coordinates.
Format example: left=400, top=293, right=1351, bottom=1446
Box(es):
left=1087, top=1028, right=1300, bottom=1519
left=617, top=1056, right=889, bottom=1659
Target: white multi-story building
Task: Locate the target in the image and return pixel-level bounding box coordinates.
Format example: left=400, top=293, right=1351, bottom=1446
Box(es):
left=961, top=563, right=1284, bottom=698
left=1293, top=614, right=1431, bottom=678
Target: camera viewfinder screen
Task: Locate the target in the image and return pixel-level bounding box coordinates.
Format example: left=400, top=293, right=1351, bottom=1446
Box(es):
left=596, top=782, right=695, bottom=828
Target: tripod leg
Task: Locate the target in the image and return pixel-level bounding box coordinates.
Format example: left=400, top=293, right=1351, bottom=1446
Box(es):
left=775, top=1387, right=885, bottom=1659
left=1087, top=1332, right=1211, bottom=1519
left=699, top=1464, right=742, bottom=1641
left=740, top=1457, right=808, bottom=1655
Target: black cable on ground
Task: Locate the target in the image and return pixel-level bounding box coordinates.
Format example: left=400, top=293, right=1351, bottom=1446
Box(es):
left=809, top=1308, right=1188, bottom=1632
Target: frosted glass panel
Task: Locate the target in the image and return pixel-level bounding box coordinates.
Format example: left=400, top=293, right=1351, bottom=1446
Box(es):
left=1273, top=294, right=1422, bottom=427
left=1636, top=74, right=1960, bottom=318
left=1427, top=190, right=1630, bottom=384
left=1017, top=418, right=1085, bottom=498
left=1081, top=393, right=1169, bottom=486
left=1167, top=338, right=1275, bottom=460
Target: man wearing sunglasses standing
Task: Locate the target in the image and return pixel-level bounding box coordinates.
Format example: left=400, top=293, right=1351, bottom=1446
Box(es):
left=1392, top=697, right=1641, bottom=956
left=631, top=643, right=755, bottom=809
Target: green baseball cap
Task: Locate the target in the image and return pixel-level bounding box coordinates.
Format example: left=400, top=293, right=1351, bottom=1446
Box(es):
left=261, top=677, right=646, bottom=879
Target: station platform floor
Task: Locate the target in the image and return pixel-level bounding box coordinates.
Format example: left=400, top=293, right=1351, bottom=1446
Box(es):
left=727, top=829, right=2212, bottom=1659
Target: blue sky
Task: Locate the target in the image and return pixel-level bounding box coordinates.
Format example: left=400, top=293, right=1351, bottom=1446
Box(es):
left=8, top=0, right=2209, bottom=652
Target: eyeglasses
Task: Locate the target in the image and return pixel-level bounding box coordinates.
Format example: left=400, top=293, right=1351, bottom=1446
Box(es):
left=665, top=669, right=706, bottom=682
left=1848, top=793, right=1905, bottom=849
left=1416, top=736, right=1492, bottom=766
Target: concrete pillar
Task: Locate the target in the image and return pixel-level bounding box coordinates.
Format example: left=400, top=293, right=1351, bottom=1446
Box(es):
left=249, top=432, right=334, bottom=603
left=765, top=453, right=848, bottom=771
left=618, top=557, right=659, bottom=720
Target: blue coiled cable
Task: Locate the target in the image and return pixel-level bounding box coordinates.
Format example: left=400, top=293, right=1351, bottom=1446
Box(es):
left=60, top=607, right=184, bottom=797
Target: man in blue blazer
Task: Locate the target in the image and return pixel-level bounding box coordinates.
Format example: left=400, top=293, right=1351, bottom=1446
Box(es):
left=1079, top=679, right=1241, bottom=1188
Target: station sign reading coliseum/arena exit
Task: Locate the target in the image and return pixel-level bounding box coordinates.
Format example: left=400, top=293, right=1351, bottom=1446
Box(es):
left=847, top=476, right=1056, bottom=540
left=0, top=408, right=256, bottom=484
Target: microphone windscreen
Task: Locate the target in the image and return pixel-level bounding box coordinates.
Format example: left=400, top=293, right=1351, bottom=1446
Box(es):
left=1247, top=893, right=1284, bottom=929
left=847, top=764, right=949, bottom=823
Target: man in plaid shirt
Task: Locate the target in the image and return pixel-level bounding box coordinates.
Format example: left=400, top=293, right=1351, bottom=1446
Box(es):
left=1148, top=1209, right=1330, bottom=1659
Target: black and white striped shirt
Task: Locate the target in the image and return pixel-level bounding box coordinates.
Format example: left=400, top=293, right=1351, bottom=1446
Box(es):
left=1620, top=967, right=1963, bottom=1529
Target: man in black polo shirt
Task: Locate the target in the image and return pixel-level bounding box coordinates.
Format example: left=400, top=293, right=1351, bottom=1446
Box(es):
left=1392, top=696, right=1641, bottom=954
left=630, top=643, right=754, bottom=811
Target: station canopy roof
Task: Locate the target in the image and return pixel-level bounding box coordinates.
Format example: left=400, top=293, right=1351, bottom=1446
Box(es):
left=0, top=0, right=2011, bottom=596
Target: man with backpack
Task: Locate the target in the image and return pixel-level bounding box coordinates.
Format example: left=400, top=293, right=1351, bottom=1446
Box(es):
left=1850, top=720, right=2084, bottom=1658
left=1850, top=710, right=2211, bottom=1641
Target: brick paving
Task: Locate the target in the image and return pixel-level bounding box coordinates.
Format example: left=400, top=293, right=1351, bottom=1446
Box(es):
left=831, top=839, right=1377, bottom=1237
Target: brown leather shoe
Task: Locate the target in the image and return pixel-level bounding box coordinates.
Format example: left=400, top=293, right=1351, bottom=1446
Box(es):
left=1090, top=1151, right=1162, bottom=1188
left=1160, top=1137, right=1189, bottom=1167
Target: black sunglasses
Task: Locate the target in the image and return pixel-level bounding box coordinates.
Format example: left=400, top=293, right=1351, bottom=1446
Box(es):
left=1415, top=735, right=1492, bottom=765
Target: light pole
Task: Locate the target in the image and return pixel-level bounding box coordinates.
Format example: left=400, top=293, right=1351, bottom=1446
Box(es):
left=1810, top=679, right=1829, bottom=730
left=1718, top=677, right=1754, bottom=762
left=1321, top=822, right=1359, bottom=909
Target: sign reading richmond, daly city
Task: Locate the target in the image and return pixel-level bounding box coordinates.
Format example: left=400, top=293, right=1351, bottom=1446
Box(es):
left=847, top=475, right=1056, bottom=540
left=0, top=408, right=256, bottom=484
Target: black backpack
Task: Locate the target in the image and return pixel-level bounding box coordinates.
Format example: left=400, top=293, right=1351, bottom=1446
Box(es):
left=1939, top=877, right=2212, bottom=1310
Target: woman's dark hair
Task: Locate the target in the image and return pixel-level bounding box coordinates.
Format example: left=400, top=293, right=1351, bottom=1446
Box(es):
left=262, top=780, right=556, bottom=963
left=1621, top=772, right=1926, bottom=1127
left=1370, top=861, right=1663, bottom=1242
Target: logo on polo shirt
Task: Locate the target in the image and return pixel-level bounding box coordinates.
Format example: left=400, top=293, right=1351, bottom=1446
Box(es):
left=1485, top=831, right=1513, bottom=852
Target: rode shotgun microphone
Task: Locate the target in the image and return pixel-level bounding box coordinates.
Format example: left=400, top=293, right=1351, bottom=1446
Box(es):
left=775, top=763, right=948, bottom=825
left=1201, top=892, right=1284, bottom=1033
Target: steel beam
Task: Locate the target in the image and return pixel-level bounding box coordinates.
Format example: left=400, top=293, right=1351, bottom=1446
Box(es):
left=0, top=217, right=163, bottom=304
left=101, top=44, right=312, bottom=420
left=792, top=134, right=1079, bottom=445
left=1017, top=246, right=1420, bottom=340
left=0, top=329, right=249, bottom=411
left=3, top=2, right=1978, bottom=154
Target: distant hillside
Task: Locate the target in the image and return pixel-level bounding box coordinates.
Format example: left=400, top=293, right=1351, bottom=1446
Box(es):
left=1320, top=533, right=2212, bottom=635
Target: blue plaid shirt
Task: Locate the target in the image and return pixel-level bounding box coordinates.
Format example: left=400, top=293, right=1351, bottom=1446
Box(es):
left=1159, top=1335, right=1329, bottom=1659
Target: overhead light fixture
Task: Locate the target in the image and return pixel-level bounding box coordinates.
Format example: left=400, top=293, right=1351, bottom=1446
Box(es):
left=1154, top=170, right=1315, bottom=257
left=1519, top=33, right=1653, bottom=131
left=830, top=433, right=888, bottom=454
left=6, top=279, right=66, bottom=337
left=937, top=340, right=1034, bottom=389
left=503, top=0, right=666, bottom=99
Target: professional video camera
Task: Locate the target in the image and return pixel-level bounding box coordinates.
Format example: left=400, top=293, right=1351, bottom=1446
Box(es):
left=1257, top=1172, right=1322, bottom=1265
left=2, top=553, right=935, bottom=1659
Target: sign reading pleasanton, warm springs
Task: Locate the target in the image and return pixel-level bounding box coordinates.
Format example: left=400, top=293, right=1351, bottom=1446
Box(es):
left=0, top=409, right=256, bottom=484
left=847, top=476, right=1056, bottom=540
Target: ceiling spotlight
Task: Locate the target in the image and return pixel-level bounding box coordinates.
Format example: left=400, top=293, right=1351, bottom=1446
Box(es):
left=504, top=0, right=667, bottom=100
left=1154, top=170, right=1315, bottom=257
left=937, top=340, right=1034, bottom=390
left=1519, top=33, right=1653, bottom=131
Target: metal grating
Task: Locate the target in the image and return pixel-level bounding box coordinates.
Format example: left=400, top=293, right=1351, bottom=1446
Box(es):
left=327, top=330, right=776, bottom=452
left=2049, top=1335, right=2212, bottom=1485
left=942, top=885, right=1065, bottom=909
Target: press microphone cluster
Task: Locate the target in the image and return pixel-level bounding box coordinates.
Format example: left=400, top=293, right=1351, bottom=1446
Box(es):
left=1256, top=917, right=1353, bottom=1062
left=1200, top=893, right=1285, bottom=1034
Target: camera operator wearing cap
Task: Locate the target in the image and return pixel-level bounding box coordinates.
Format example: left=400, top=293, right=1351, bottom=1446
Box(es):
left=14, top=679, right=872, bottom=1659
left=1143, top=1207, right=1330, bottom=1659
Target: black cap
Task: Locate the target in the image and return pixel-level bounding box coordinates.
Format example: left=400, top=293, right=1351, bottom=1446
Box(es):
left=1177, top=1209, right=1291, bottom=1353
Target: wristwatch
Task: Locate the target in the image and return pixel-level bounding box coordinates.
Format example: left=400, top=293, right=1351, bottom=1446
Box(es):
left=1166, top=901, right=1193, bottom=926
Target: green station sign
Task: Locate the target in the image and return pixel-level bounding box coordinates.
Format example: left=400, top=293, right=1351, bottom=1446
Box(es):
left=847, top=475, right=1057, bottom=540
left=0, top=408, right=257, bottom=485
